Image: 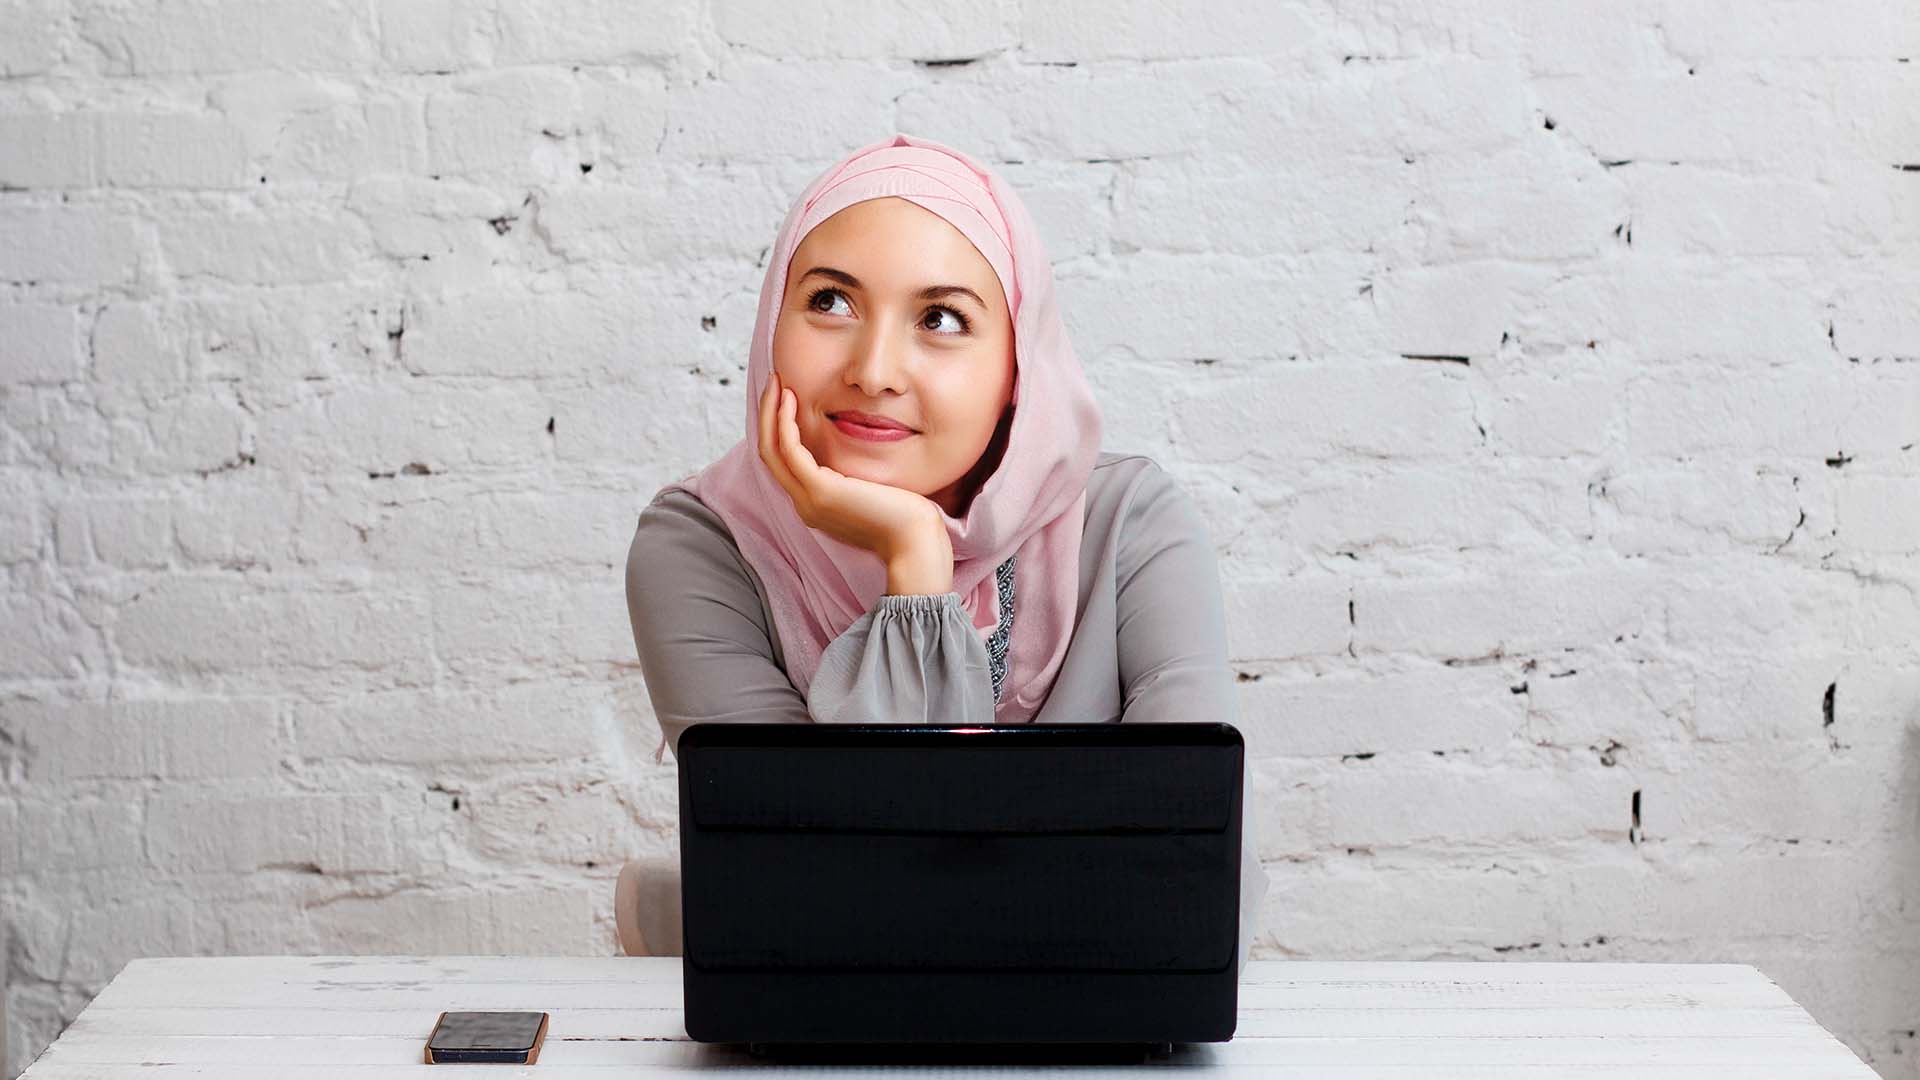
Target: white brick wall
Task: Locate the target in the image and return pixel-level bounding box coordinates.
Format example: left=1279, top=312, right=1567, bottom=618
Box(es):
left=2, top=1, right=1917, bottom=1076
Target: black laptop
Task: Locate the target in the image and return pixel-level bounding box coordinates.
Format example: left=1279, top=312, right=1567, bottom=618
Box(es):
left=676, top=721, right=1246, bottom=1049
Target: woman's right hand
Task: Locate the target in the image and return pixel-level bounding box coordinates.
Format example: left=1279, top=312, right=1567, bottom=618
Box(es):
left=757, top=368, right=953, bottom=573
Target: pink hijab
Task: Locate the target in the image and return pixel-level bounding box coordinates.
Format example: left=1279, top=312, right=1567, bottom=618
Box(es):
left=660, top=132, right=1102, bottom=747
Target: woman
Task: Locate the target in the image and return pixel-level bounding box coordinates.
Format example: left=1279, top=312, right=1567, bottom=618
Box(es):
left=619, top=133, right=1268, bottom=974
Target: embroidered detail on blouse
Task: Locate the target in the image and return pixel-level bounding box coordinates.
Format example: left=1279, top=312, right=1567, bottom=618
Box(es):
left=986, top=553, right=1015, bottom=702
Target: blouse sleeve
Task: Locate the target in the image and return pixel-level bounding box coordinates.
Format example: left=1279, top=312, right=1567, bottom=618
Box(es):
left=1112, top=461, right=1270, bottom=979
left=625, top=491, right=812, bottom=765
left=626, top=490, right=997, bottom=765
left=805, top=591, right=997, bottom=728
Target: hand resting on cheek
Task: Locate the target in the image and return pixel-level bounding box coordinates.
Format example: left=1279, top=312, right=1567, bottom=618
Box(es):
left=758, top=368, right=953, bottom=576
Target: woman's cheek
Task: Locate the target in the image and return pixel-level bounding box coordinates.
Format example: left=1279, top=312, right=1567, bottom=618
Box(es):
left=797, top=411, right=826, bottom=460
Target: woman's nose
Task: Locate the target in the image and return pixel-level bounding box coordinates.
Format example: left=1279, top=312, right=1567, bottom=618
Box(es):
left=844, top=322, right=908, bottom=395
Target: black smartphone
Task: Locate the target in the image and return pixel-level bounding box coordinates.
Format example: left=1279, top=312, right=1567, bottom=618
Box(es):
left=425, top=1010, right=550, bottom=1064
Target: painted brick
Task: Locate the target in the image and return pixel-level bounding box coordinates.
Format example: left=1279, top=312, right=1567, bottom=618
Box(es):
left=2, top=10, right=1913, bottom=1077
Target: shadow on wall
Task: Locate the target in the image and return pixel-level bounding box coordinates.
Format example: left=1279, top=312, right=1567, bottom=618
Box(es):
left=1901, top=720, right=1920, bottom=883
left=1890, top=722, right=1920, bottom=1070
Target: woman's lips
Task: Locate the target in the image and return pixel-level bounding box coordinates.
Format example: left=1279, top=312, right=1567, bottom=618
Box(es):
left=830, top=415, right=916, bottom=442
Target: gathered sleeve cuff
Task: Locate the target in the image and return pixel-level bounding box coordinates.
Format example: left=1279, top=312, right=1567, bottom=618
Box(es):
left=806, top=592, right=997, bottom=727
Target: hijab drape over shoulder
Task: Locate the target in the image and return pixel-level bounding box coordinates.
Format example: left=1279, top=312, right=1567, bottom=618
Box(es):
left=665, top=133, right=1103, bottom=725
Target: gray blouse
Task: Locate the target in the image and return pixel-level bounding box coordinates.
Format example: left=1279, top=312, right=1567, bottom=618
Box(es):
left=625, top=451, right=1269, bottom=975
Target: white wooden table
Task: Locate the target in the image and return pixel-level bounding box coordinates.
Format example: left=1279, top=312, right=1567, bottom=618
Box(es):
left=19, top=956, right=1875, bottom=1077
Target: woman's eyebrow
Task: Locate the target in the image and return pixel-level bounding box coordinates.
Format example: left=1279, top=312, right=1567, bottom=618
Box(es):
left=798, top=266, right=988, bottom=310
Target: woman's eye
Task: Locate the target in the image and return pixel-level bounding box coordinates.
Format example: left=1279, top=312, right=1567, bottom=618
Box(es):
left=807, top=287, right=852, bottom=317
left=806, top=287, right=969, bottom=335
left=922, top=307, right=971, bottom=335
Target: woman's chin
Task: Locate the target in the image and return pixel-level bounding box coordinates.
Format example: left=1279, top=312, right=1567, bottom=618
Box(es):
left=827, top=458, right=915, bottom=491
left=833, top=461, right=890, bottom=484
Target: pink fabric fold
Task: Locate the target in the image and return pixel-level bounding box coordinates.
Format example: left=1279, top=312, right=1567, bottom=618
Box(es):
left=664, top=133, right=1103, bottom=727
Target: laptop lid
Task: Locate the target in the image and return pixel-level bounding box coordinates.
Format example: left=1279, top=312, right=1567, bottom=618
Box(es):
left=677, top=722, right=1245, bottom=975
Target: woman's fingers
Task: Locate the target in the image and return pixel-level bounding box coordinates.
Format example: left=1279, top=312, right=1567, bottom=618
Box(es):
left=761, top=371, right=866, bottom=534
left=753, top=372, right=934, bottom=559
left=777, top=388, right=823, bottom=485
left=758, top=373, right=797, bottom=491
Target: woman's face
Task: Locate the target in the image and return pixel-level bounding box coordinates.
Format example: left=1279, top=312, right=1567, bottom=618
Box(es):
left=772, top=196, right=1015, bottom=518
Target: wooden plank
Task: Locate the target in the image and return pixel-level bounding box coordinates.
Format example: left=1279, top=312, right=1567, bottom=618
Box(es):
left=85, top=958, right=1797, bottom=1014
left=1240, top=961, right=1768, bottom=985
left=64, top=1004, right=1831, bottom=1040
left=15, top=1063, right=1884, bottom=1079
left=85, top=975, right=1801, bottom=1014
left=64, top=1008, right=691, bottom=1040
left=100, top=956, right=1772, bottom=987
left=31, top=1032, right=1876, bottom=1068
